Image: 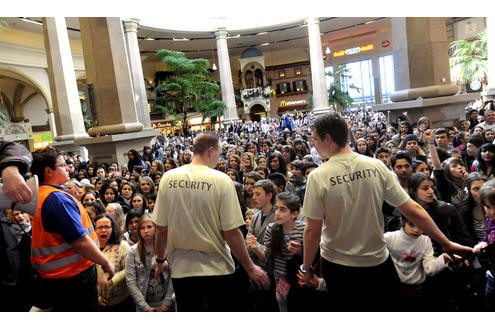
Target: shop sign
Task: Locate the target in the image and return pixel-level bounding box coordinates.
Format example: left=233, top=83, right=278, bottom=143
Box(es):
left=333, top=44, right=374, bottom=58
left=280, top=99, right=307, bottom=107
left=152, top=122, right=172, bottom=129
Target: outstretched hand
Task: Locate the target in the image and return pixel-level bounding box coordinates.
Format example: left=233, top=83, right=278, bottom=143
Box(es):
left=443, top=241, right=473, bottom=261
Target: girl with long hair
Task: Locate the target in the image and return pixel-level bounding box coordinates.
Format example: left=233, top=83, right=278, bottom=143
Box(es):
left=241, top=151, right=257, bottom=176
left=474, top=179, right=495, bottom=311
left=127, top=149, right=146, bottom=175
left=475, top=143, right=495, bottom=179
left=268, top=152, right=288, bottom=178
left=353, top=138, right=374, bottom=157
left=460, top=172, right=489, bottom=244
left=119, top=181, right=136, bottom=204
left=425, top=129, right=469, bottom=210
left=126, top=213, right=174, bottom=311
left=130, top=193, right=149, bottom=213
left=408, top=173, right=477, bottom=310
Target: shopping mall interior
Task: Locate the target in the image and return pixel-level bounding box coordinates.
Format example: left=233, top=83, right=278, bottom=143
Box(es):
left=0, top=15, right=488, bottom=165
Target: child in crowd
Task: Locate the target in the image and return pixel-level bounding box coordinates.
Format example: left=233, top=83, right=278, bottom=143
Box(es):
left=475, top=179, right=495, bottom=311
left=245, top=208, right=257, bottom=234
left=385, top=217, right=457, bottom=310
left=126, top=213, right=174, bottom=312
left=263, top=192, right=305, bottom=311
left=129, top=193, right=148, bottom=213
left=123, top=209, right=143, bottom=246
left=146, top=194, right=156, bottom=213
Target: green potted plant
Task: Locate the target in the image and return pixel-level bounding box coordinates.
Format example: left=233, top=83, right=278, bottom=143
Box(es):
left=449, top=28, right=488, bottom=89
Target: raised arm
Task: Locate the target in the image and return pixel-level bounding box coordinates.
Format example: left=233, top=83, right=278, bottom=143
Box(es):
left=424, top=129, right=442, bottom=170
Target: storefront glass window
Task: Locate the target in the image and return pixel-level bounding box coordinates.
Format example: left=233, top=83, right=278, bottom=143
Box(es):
left=379, top=55, right=395, bottom=103
left=340, top=59, right=375, bottom=110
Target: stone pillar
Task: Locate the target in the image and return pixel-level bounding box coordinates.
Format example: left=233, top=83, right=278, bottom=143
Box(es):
left=482, top=17, right=495, bottom=98
left=373, top=18, right=479, bottom=127
left=79, top=17, right=143, bottom=137
left=123, top=18, right=152, bottom=130
left=76, top=18, right=156, bottom=167
left=45, top=107, right=57, bottom=137
left=42, top=17, right=88, bottom=141
left=306, top=17, right=330, bottom=113
left=214, top=28, right=239, bottom=124
left=391, top=17, right=451, bottom=90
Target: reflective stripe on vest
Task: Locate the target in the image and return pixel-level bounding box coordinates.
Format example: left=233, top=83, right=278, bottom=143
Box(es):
left=32, top=253, right=83, bottom=271
left=31, top=225, right=95, bottom=257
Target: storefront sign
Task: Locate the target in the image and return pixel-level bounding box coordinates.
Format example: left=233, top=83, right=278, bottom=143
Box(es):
left=280, top=99, right=307, bottom=107
left=152, top=122, right=172, bottom=129
left=381, top=40, right=391, bottom=48
left=333, top=44, right=374, bottom=58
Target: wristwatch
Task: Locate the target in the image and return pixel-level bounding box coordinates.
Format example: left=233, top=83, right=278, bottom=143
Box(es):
left=156, top=258, right=167, bottom=264
left=299, top=264, right=312, bottom=274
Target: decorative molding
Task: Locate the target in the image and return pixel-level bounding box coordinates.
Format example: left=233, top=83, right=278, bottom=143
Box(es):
left=0, top=42, right=85, bottom=70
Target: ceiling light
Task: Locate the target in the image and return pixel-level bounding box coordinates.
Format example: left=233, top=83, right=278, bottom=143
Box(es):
left=173, top=38, right=190, bottom=41
left=144, top=37, right=156, bottom=41
left=20, top=18, right=43, bottom=25
left=256, top=31, right=268, bottom=35
left=326, top=46, right=331, bottom=54
left=259, top=42, right=270, bottom=46
left=212, top=63, right=217, bottom=71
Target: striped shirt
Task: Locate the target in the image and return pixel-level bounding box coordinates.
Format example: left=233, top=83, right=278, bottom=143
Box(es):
left=263, top=219, right=306, bottom=283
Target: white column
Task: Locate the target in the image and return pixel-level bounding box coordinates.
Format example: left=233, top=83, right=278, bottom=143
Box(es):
left=45, top=107, right=57, bottom=137
left=214, top=28, right=239, bottom=124
left=42, top=17, right=88, bottom=141
left=306, top=17, right=330, bottom=112
left=123, top=18, right=152, bottom=130
left=483, top=17, right=495, bottom=97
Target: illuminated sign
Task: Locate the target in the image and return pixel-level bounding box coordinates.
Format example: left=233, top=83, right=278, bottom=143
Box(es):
left=333, top=44, right=374, bottom=58
left=280, top=99, right=307, bottom=107
left=33, top=132, right=52, bottom=150
left=152, top=122, right=172, bottom=129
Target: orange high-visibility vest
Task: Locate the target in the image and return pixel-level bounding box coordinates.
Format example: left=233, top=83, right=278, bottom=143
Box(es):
left=31, top=185, right=97, bottom=279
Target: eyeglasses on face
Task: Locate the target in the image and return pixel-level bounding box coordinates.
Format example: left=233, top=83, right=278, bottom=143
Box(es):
left=54, top=164, right=68, bottom=168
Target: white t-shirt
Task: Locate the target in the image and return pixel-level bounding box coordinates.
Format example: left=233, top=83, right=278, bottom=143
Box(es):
left=475, top=122, right=495, bottom=131
left=301, top=152, right=409, bottom=267
left=384, top=229, right=447, bottom=284
left=152, top=164, right=244, bottom=278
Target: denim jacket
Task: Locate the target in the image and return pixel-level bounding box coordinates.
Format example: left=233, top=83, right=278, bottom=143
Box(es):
left=125, top=244, right=174, bottom=311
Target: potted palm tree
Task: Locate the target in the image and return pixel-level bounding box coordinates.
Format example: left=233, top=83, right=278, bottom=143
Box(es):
left=449, top=28, right=488, bottom=91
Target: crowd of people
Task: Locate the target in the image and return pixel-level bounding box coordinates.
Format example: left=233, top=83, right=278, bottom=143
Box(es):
left=1, top=101, right=495, bottom=312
